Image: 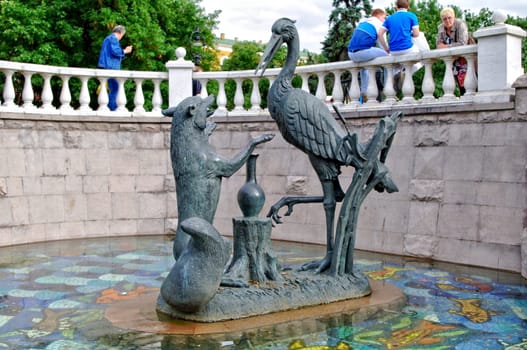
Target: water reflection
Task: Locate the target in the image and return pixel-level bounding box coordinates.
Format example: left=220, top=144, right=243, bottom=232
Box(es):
left=0, top=236, right=526, bottom=349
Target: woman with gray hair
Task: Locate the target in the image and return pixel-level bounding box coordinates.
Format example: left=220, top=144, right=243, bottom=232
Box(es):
left=436, top=7, right=470, bottom=95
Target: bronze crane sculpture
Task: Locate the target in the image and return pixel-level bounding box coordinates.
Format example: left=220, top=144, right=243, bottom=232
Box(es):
left=255, top=18, right=400, bottom=274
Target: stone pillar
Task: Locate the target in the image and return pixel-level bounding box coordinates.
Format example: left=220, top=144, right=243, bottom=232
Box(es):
left=512, top=75, right=527, bottom=279
left=165, top=47, right=193, bottom=107
left=473, top=11, right=526, bottom=97
left=512, top=74, right=527, bottom=115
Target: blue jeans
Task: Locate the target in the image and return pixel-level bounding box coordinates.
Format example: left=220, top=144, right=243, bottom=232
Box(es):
left=107, top=78, right=118, bottom=111
left=348, top=47, right=388, bottom=94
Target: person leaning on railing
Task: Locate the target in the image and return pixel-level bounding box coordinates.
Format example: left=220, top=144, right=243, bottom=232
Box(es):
left=97, top=25, right=133, bottom=111
left=192, top=65, right=203, bottom=96
left=436, top=7, right=471, bottom=95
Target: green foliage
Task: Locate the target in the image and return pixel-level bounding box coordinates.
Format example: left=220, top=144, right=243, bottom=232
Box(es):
left=322, top=0, right=373, bottom=62
left=216, top=41, right=287, bottom=110
left=0, top=1, right=83, bottom=65
left=221, top=41, right=264, bottom=71
left=0, top=0, right=219, bottom=70
left=504, top=15, right=527, bottom=70
left=411, top=0, right=442, bottom=49
left=0, top=0, right=219, bottom=110
left=219, top=41, right=262, bottom=110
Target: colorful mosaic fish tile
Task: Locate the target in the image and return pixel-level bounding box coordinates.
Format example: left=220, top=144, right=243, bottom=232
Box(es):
left=0, top=236, right=525, bottom=349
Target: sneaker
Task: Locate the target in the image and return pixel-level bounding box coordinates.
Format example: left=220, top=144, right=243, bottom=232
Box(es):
left=359, top=94, right=368, bottom=104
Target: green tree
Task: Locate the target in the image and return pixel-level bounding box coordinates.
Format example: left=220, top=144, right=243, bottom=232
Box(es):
left=322, top=0, right=373, bottom=62
left=219, top=38, right=332, bottom=109
left=216, top=40, right=288, bottom=110
left=0, top=1, right=83, bottom=66
left=0, top=0, right=219, bottom=70
left=218, top=41, right=262, bottom=110
left=221, top=41, right=264, bottom=71
left=0, top=0, right=219, bottom=109
left=505, top=15, right=527, bottom=69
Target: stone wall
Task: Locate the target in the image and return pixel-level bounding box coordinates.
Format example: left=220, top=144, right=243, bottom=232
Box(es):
left=0, top=116, right=176, bottom=245
left=0, top=99, right=525, bottom=275
left=210, top=103, right=526, bottom=275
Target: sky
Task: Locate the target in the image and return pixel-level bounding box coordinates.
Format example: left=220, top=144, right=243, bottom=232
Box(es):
left=199, top=0, right=526, bottom=53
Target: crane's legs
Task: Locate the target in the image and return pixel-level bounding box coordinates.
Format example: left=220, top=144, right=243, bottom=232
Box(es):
left=300, top=179, right=345, bottom=273
left=267, top=176, right=346, bottom=274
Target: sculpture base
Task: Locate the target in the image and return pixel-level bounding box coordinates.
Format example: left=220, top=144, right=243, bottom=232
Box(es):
left=156, top=269, right=372, bottom=322
left=106, top=279, right=405, bottom=335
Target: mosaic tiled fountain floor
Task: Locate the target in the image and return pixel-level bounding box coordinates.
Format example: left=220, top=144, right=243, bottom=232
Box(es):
left=0, top=235, right=526, bottom=349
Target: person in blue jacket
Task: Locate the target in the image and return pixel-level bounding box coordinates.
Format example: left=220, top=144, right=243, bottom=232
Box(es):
left=98, top=25, right=133, bottom=111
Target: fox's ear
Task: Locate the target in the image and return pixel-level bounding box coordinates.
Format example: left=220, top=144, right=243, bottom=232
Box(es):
left=162, top=107, right=177, bottom=117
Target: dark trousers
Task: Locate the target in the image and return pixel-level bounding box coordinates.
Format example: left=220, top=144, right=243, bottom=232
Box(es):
left=108, top=78, right=118, bottom=111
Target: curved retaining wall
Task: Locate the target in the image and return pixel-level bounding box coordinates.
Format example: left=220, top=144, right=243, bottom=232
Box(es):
left=0, top=99, right=525, bottom=275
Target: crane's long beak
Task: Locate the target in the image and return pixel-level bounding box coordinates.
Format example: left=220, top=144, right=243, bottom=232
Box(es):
left=255, top=34, right=283, bottom=76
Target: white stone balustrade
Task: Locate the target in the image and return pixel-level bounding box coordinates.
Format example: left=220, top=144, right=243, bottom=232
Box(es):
left=0, top=61, right=168, bottom=118
left=187, top=45, right=483, bottom=114
left=0, top=21, right=525, bottom=117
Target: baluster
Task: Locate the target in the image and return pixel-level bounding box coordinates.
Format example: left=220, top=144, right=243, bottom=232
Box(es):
left=133, top=78, right=145, bottom=114
left=315, top=73, right=326, bottom=102
left=79, top=77, right=91, bottom=111
left=421, top=59, right=436, bottom=102
left=216, top=78, right=228, bottom=116
left=40, top=74, right=54, bottom=110
left=233, top=78, right=244, bottom=111
left=332, top=70, right=344, bottom=106
left=199, top=79, right=208, bottom=98
left=250, top=78, right=261, bottom=111
left=349, top=68, right=361, bottom=105
left=97, top=77, right=109, bottom=111
left=59, top=75, right=73, bottom=111
left=382, top=64, right=396, bottom=103
left=116, top=78, right=127, bottom=111
left=22, top=72, right=35, bottom=109
left=441, top=57, right=457, bottom=100
left=152, top=79, right=162, bottom=113
left=463, top=53, right=477, bottom=97
left=263, top=77, right=274, bottom=111
left=341, top=71, right=351, bottom=105
left=2, top=70, right=16, bottom=108
left=365, top=66, right=379, bottom=104
left=401, top=62, right=416, bottom=103
left=300, top=73, right=310, bottom=93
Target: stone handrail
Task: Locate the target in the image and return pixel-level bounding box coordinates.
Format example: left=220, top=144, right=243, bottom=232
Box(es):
left=0, top=60, right=168, bottom=118
left=0, top=22, right=525, bottom=118
left=195, top=44, right=480, bottom=118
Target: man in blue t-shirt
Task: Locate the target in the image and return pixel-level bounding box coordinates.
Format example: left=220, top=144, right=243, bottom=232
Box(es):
left=378, top=0, right=422, bottom=91
left=378, top=0, right=420, bottom=54
left=348, top=8, right=388, bottom=102
left=98, top=25, right=133, bottom=111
